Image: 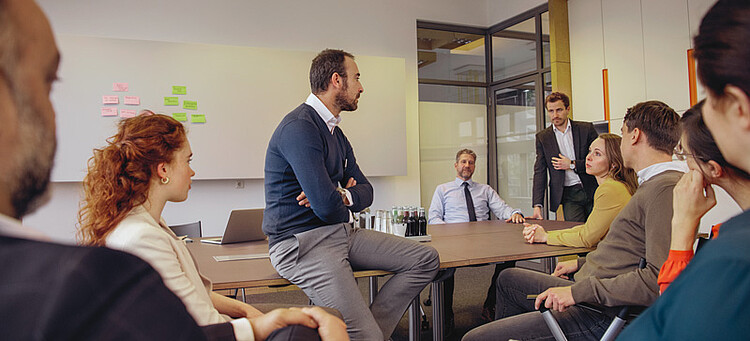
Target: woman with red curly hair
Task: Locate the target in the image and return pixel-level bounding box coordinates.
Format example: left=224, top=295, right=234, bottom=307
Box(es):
left=78, top=114, right=264, bottom=326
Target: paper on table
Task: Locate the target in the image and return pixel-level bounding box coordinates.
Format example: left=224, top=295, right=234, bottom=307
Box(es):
left=183, top=100, right=198, bottom=110
left=102, top=95, right=119, bottom=104
left=164, top=97, right=179, bottom=106
left=213, top=254, right=270, bottom=262
left=123, top=96, right=140, bottom=105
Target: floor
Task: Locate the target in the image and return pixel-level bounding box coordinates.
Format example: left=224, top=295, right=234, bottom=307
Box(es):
left=245, top=264, right=499, bottom=341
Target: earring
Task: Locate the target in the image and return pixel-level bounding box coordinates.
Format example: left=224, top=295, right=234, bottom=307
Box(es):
left=161, top=177, right=170, bottom=184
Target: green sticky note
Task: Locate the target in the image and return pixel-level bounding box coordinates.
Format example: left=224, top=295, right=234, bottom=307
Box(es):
left=172, top=85, right=187, bottom=95
left=164, top=97, right=179, bottom=106
left=191, top=114, right=206, bottom=123
left=183, top=100, right=198, bottom=110
left=172, top=113, right=188, bottom=122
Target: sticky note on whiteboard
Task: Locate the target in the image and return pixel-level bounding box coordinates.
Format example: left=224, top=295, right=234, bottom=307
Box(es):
left=102, top=95, right=119, bottom=104
left=191, top=114, right=206, bottom=123
left=101, top=107, right=118, bottom=116
left=164, top=97, right=179, bottom=106
left=172, top=86, right=187, bottom=95
left=112, top=82, right=129, bottom=92
left=124, top=96, right=140, bottom=105
left=172, top=113, right=188, bottom=122
left=120, top=109, right=137, bottom=118
left=183, top=100, right=198, bottom=110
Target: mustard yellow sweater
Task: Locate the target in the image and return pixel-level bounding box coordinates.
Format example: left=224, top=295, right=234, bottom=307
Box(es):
left=547, top=178, right=631, bottom=248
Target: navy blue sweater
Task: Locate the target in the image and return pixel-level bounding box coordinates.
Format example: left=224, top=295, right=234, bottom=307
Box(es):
left=263, top=103, right=373, bottom=246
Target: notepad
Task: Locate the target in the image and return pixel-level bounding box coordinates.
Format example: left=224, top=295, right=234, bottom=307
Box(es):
left=213, top=253, right=270, bottom=262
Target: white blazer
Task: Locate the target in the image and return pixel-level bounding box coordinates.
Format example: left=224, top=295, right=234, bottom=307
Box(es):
left=106, top=205, right=229, bottom=325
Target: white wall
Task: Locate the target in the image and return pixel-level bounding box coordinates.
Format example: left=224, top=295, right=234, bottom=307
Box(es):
left=487, top=0, right=547, bottom=25
left=28, top=0, right=540, bottom=242
left=569, top=0, right=742, bottom=233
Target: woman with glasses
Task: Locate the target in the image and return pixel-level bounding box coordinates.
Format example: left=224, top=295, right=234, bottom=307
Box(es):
left=522, top=133, right=637, bottom=248
left=620, top=1, right=750, bottom=338
left=656, top=101, right=750, bottom=293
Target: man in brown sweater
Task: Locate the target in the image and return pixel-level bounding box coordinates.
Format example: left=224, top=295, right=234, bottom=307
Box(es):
left=463, top=101, right=685, bottom=341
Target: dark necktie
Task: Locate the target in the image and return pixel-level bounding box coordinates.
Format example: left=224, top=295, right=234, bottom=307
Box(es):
left=463, top=182, right=477, bottom=222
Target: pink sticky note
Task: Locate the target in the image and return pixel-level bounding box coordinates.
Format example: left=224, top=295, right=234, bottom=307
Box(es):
left=101, top=107, right=118, bottom=116
left=102, top=95, right=119, bottom=104
left=112, top=83, right=129, bottom=92
left=120, top=109, right=137, bottom=118
left=124, top=96, right=140, bottom=105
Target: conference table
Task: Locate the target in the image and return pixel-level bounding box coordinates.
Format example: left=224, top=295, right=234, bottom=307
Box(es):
left=187, top=219, right=592, bottom=341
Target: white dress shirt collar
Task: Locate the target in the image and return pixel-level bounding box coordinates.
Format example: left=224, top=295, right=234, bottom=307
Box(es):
left=553, top=118, right=572, bottom=135
left=637, top=160, right=688, bottom=185
left=305, top=93, right=341, bottom=134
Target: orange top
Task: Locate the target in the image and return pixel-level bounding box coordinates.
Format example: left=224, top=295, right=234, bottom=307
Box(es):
left=658, top=224, right=721, bottom=293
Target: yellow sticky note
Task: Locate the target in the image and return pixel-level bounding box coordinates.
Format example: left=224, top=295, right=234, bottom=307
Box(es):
left=164, top=97, right=179, bottom=106
left=172, top=113, right=188, bottom=122
left=191, top=114, right=206, bottom=123
left=172, top=86, right=187, bottom=95
left=183, top=100, right=198, bottom=110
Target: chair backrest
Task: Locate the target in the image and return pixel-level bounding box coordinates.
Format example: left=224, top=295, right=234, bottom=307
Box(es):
left=169, top=221, right=202, bottom=238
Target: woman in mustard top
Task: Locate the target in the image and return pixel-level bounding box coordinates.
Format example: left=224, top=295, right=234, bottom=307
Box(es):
left=522, top=133, right=638, bottom=247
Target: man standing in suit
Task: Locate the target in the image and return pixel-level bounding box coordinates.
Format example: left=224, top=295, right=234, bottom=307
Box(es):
left=0, top=1, right=345, bottom=339
left=263, top=49, right=440, bottom=340
left=531, top=92, right=599, bottom=222
left=429, top=148, right=525, bottom=330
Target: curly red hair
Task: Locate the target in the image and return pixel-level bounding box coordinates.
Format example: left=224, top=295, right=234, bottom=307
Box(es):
left=78, top=114, right=186, bottom=246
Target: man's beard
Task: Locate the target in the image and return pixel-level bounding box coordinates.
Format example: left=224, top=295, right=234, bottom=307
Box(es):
left=9, top=103, right=56, bottom=218
left=335, top=84, right=358, bottom=112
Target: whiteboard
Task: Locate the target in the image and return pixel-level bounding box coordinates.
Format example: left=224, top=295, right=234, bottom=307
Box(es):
left=51, top=35, right=407, bottom=181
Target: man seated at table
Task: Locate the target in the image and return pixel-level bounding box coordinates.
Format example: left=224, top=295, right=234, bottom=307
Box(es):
left=428, top=148, right=525, bottom=330
left=463, top=100, right=684, bottom=341
left=0, top=1, right=346, bottom=340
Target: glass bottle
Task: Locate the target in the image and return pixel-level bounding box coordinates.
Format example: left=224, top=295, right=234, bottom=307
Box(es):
left=418, top=207, right=427, bottom=236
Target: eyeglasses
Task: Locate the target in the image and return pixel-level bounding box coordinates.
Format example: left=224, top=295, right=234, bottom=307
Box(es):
left=673, top=142, right=695, bottom=161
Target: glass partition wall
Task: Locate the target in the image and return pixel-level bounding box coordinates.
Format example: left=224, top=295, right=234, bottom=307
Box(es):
left=418, top=4, right=550, bottom=218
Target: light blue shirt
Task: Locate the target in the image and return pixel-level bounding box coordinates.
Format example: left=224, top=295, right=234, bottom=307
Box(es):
left=428, top=178, right=521, bottom=224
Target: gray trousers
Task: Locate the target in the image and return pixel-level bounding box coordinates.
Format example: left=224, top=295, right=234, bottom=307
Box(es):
left=269, top=223, right=440, bottom=341
left=462, top=268, right=611, bottom=341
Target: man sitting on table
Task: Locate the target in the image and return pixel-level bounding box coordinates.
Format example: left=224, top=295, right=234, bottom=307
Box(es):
left=428, top=148, right=524, bottom=330
left=463, top=100, right=685, bottom=341
left=263, top=48, right=440, bottom=340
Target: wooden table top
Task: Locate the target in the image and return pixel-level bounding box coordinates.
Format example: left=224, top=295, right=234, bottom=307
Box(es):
left=187, top=219, right=592, bottom=290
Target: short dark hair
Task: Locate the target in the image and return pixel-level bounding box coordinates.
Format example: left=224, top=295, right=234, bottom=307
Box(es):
left=681, top=100, right=750, bottom=180
left=623, top=100, right=680, bottom=155
left=309, top=49, right=354, bottom=94
left=545, top=92, right=570, bottom=110
left=694, top=0, right=750, bottom=100
left=455, top=149, right=476, bottom=162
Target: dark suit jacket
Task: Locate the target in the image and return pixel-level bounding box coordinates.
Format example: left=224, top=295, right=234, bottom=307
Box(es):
left=532, top=120, right=599, bottom=211
left=0, top=235, right=235, bottom=341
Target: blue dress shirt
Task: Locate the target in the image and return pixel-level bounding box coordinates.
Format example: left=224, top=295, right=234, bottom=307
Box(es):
left=428, top=178, right=521, bottom=224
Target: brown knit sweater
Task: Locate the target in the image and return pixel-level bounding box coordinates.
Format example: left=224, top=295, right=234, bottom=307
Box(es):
left=571, top=170, right=683, bottom=307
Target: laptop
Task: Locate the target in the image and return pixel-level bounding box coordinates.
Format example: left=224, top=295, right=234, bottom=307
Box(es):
left=200, top=209, right=266, bottom=245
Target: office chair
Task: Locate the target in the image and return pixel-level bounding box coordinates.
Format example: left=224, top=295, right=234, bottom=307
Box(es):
left=169, top=221, right=202, bottom=238
left=540, top=258, right=647, bottom=341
